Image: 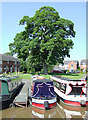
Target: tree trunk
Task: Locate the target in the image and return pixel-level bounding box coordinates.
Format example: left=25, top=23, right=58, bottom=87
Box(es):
left=43, top=63, right=48, bottom=74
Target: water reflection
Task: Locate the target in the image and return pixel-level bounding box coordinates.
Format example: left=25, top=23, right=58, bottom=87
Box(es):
left=58, top=101, right=87, bottom=119
left=31, top=101, right=87, bottom=119
left=1, top=101, right=88, bottom=119
left=32, top=106, right=57, bottom=118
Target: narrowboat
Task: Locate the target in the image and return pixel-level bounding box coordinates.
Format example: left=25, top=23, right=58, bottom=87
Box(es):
left=31, top=77, right=57, bottom=109
left=31, top=75, right=45, bottom=80
left=50, top=75, right=88, bottom=107
left=0, top=76, right=23, bottom=109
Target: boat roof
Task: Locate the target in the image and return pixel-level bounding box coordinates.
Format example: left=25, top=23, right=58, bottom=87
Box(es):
left=0, top=76, right=19, bottom=82
left=52, top=75, right=85, bottom=82
left=33, top=78, right=52, bottom=83
left=0, top=77, right=11, bottom=82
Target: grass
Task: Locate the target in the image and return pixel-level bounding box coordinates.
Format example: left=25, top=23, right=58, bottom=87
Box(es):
left=17, top=72, right=86, bottom=80
left=19, top=74, right=32, bottom=79
left=51, top=73, right=85, bottom=80
left=19, top=74, right=51, bottom=80
left=1, top=72, right=87, bottom=83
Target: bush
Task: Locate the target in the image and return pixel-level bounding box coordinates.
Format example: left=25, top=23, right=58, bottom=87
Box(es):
left=31, top=68, right=35, bottom=75
left=66, top=70, right=69, bottom=73
left=2, top=73, right=6, bottom=76
left=21, top=71, right=25, bottom=74
left=27, top=69, right=30, bottom=73
left=40, top=69, right=43, bottom=74
left=13, top=72, right=17, bottom=74
left=35, top=72, right=38, bottom=75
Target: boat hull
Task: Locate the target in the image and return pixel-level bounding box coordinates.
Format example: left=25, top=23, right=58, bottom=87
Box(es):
left=0, top=98, right=12, bottom=110
left=63, top=99, right=88, bottom=107
left=56, top=92, right=88, bottom=107
left=32, top=97, right=57, bottom=109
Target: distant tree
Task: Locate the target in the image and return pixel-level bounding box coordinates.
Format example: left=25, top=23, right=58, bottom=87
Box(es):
left=9, top=6, right=75, bottom=74
left=4, top=52, right=13, bottom=56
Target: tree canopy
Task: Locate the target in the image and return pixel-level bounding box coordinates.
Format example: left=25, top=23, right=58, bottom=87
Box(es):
left=9, top=6, right=75, bottom=74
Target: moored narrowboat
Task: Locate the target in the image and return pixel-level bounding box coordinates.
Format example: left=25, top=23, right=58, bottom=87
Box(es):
left=0, top=76, right=23, bottom=109
left=31, top=77, right=57, bottom=109
left=50, top=75, right=88, bottom=107
left=31, top=75, right=45, bottom=81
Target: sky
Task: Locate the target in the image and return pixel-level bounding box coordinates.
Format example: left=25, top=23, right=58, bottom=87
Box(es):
left=0, top=1, right=86, bottom=63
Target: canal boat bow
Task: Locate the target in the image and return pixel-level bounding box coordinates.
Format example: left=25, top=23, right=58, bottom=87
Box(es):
left=30, top=76, right=57, bottom=109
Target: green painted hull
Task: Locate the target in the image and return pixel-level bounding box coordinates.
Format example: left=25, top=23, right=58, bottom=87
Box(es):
left=0, top=83, right=23, bottom=110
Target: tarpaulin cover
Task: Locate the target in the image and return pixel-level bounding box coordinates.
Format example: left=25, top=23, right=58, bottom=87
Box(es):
left=33, top=82, right=55, bottom=97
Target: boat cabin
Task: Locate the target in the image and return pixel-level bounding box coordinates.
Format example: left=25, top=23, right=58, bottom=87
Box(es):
left=0, top=76, right=22, bottom=97
left=55, top=80, right=85, bottom=96
left=51, top=76, right=86, bottom=96
left=50, top=75, right=87, bottom=106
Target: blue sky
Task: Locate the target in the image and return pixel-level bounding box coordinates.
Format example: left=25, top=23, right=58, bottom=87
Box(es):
left=1, top=2, right=86, bottom=62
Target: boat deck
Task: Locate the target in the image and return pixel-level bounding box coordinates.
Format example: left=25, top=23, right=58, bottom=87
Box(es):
left=13, top=79, right=29, bottom=107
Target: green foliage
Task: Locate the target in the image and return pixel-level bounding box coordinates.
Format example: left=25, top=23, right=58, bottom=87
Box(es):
left=40, top=69, right=43, bottom=74
left=48, top=65, right=54, bottom=73
left=20, top=60, right=27, bottom=72
left=31, top=68, right=35, bottom=75
left=8, top=72, right=11, bottom=75
left=4, top=52, right=13, bottom=56
left=66, top=70, right=69, bottom=73
left=9, top=6, right=75, bottom=74
left=2, top=73, right=6, bottom=76
left=77, top=66, right=80, bottom=71
left=27, top=55, right=42, bottom=72
left=9, top=32, right=29, bottom=61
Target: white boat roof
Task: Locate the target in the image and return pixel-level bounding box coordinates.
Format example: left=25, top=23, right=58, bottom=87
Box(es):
left=50, top=76, right=86, bottom=84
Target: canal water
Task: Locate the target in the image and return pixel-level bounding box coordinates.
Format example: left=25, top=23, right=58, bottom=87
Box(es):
left=1, top=79, right=88, bottom=119
left=1, top=101, right=88, bottom=119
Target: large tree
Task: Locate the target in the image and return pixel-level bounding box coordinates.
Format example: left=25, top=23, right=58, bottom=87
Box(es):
left=9, top=6, right=75, bottom=74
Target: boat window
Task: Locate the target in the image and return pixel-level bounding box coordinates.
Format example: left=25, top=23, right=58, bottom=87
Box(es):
left=58, top=83, right=66, bottom=94
left=68, top=84, right=85, bottom=95
left=1, top=81, right=9, bottom=95
left=8, top=82, right=12, bottom=91
left=60, top=84, right=66, bottom=93
left=53, top=80, right=66, bottom=94
left=54, top=81, right=66, bottom=94
left=56, top=82, right=60, bottom=88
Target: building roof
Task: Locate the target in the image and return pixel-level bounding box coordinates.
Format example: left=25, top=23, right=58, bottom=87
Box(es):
left=0, top=54, right=20, bottom=62
left=64, top=60, right=79, bottom=65
left=80, top=59, right=88, bottom=65
left=53, top=66, right=65, bottom=70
